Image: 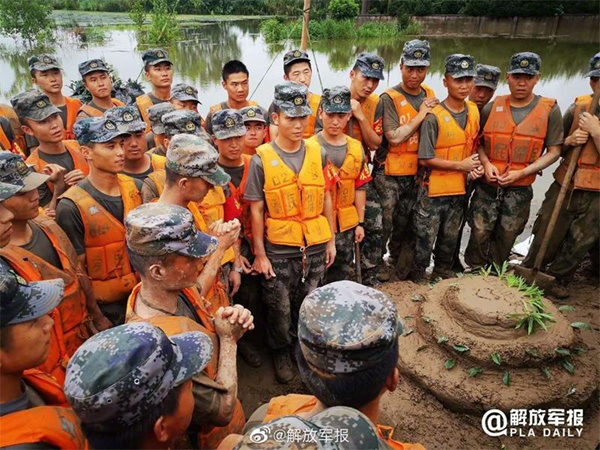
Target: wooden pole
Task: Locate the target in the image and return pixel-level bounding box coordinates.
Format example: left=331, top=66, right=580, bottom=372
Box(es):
left=301, top=0, right=311, bottom=51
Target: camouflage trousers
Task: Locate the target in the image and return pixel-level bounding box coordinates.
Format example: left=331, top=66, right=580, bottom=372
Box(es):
left=360, top=182, right=383, bottom=272
left=260, top=252, right=326, bottom=350
left=412, top=185, right=465, bottom=274
left=522, top=181, right=600, bottom=280
left=327, top=228, right=355, bottom=283
left=372, top=169, right=416, bottom=266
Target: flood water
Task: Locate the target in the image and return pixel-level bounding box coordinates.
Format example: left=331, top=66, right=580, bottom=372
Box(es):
left=0, top=18, right=597, bottom=244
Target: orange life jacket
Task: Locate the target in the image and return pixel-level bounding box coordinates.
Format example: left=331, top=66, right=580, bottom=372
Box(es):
left=227, top=155, right=252, bottom=245
left=263, top=394, right=424, bottom=450
left=60, top=175, right=141, bottom=303
left=307, top=134, right=362, bottom=232
left=427, top=101, right=480, bottom=198
left=258, top=140, right=332, bottom=247
left=0, top=216, right=90, bottom=384
left=553, top=94, right=600, bottom=192
left=136, top=94, right=158, bottom=133
left=347, top=93, right=379, bottom=146
left=63, top=97, right=83, bottom=140
left=198, top=186, right=236, bottom=265
left=0, top=104, right=27, bottom=155
left=304, top=93, right=322, bottom=139
left=78, top=98, right=125, bottom=118
left=150, top=153, right=166, bottom=171
left=483, top=95, right=556, bottom=187
left=0, top=122, right=11, bottom=150
left=384, top=84, right=435, bottom=176
left=26, top=140, right=89, bottom=194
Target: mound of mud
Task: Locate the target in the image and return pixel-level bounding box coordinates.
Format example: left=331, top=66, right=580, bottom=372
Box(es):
left=390, top=276, right=597, bottom=414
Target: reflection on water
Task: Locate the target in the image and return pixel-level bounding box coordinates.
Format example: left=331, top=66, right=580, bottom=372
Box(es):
left=0, top=19, right=596, bottom=233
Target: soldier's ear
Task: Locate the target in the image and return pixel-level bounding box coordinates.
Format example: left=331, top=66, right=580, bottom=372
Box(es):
left=147, top=263, right=166, bottom=281
left=386, top=366, right=400, bottom=393
left=153, top=414, right=170, bottom=443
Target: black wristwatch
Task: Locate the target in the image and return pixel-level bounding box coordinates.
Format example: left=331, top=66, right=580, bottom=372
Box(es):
left=357, top=222, right=365, bottom=228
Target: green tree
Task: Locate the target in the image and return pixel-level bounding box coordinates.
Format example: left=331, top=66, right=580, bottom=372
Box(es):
left=0, top=0, right=55, bottom=47
left=328, top=0, right=360, bottom=20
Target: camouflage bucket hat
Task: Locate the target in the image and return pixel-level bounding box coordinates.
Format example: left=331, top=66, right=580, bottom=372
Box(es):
left=170, top=83, right=201, bottom=104
left=507, top=52, right=541, bottom=76
left=166, top=134, right=230, bottom=186
left=240, top=105, right=266, bottom=124
left=321, top=86, right=351, bottom=114
left=212, top=109, right=247, bottom=140
left=585, top=52, right=600, bottom=78
left=283, top=49, right=311, bottom=68
left=273, top=82, right=313, bottom=118
left=354, top=52, right=385, bottom=80
left=0, top=264, right=64, bottom=327
left=64, top=322, right=212, bottom=433
left=162, top=110, right=205, bottom=138
left=28, top=54, right=61, bottom=72
left=0, top=151, right=49, bottom=192
left=126, top=203, right=219, bottom=258
left=298, top=280, right=403, bottom=374
left=105, top=106, right=146, bottom=133
left=74, top=117, right=129, bottom=145
left=0, top=180, right=22, bottom=202
left=11, top=90, right=61, bottom=122
left=474, top=64, right=501, bottom=90
left=142, top=48, right=172, bottom=67
left=148, top=102, right=176, bottom=135
left=236, top=406, right=388, bottom=449
left=401, top=39, right=431, bottom=67
left=445, top=54, right=476, bottom=79
left=79, top=59, right=109, bottom=77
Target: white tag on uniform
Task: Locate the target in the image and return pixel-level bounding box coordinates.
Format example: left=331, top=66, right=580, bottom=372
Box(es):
left=444, top=116, right=451, bottom=122
left=89, top=206, right=99, bottom=215
left=400, top=100, right=407, bottom=107
left=496, top=106, right=504, bottom=112
left=271, top=160, right=279, bottom=166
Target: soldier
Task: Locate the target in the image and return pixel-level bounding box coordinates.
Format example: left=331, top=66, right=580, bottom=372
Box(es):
left=76, top=59, right=125, bottom=120
left=244, top=82, right=336, bottom=384
left=240, top=105, right=267, bottom=156
left=469, top=64, right=501, bottom=111
left=0, top=266, right=87, bottom=449
left=241, top=281, right=424, bottom=450
left=307, top=86, right=370, bottom=283
left=268, top=50, right=321, bottom=141
left=124, top=203, right=252, bottom=448
left=411, top=54, right=481, bottom=281
left=27, top=54, right=82, bottom=145
left=465, top=52, right=564, bottom=269
left=522, top=53, right=600, bottom=298
left=146, top=102, right=176, bottom=155
left=55, top=117, right=143, bottom=326
left=375, top=40, right=438, bottom=281
left=0, top=151, right=109, bottom=383
left=12, top=90, right=88, bottom=212
left=170, top=82, right=202, bottom=113
left=0, top=104, right=26, bottom=156
left=204, top=60, right=263, bottom=135
left=136, top=49, right=173, bottom=132
left=105, top=106, right=166, bottom=180
left=64, top=322, right=211, bottom=450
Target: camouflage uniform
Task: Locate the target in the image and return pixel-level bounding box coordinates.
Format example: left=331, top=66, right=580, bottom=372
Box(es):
left=212, top=109, right=247, bottom=139
left=0, top=180, right=22, bottom=201
left=64, top=322, right=211, bottom=433
left=147, top=102, right=176, bottom=156
left=170, top=82, right=201, bottom=105
left=162, top=109, right=211, bottom=142
left=73, top=116, right=129, bottom=145
left=11, top=90, right=62, bottom=122
left=78, top=58, right=110, bottom=77
left=104, top=105, right=146, bottom=133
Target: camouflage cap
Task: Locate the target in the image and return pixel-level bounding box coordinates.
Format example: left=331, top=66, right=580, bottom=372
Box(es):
left=445, top=54, right=476, bottom=79
left=236, top=406, right=389, bottom=449
left=11, top=89, right=61, bottom=122
left=283, top=49, right=311, bottom=68
left=142, top=48, right=172, bottom=67
left=474, top=64, right=501, bottom=90
left=212, top=109, right=247, bottom=140
left=0, top=151, right=49, bottom=193
left=401, top=39, right=431, bottom=67
left=0, top=263, right=63, bottom=327
left=28, top=54, right=61, bottom=72
left=298, top=280, right=403, bottom=374
left=126, top=203, right=218, bottom=258
left=585, top=52, right=600, bottom=78
left=321, top=86, right=351, bottom=114
left=105, top=106, right=146, bottom=133
left=64, top=322, right=212, bottom=432
left=79, top=58, right=109, bottom=77
left=166, top=134, right=230, bottom=186
left=240, top=105, right=266, bottom=124
left=162, top=110, right=205, bottom=138
left=354, top=53, right=385, bottom=80
left=0, top=181, right=22, bottom=202
left=170, top=83, right=201, bottom=104
left=148, top=102, right=176, bottom=135
left=74, top=117, right=129, bottom=145
left=507, top=52, right=541, bottom=76
left=273, top=82, right=312, bottom=118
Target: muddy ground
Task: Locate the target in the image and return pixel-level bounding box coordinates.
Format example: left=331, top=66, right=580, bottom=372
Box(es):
left=236, top=273, right=599, bottom=450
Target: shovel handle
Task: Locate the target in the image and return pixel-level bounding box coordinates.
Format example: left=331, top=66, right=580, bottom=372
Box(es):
left=355, top=241, right=362, bottom=284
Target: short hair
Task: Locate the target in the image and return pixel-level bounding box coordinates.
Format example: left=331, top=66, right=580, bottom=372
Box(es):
left=164, top=166, right=184, bottom=187
left=127, top=247, right=177, bottom=276
left=284, top=60, right=312, bottom=77
left=295, top=339, right=399, bottom=410
left=222, top=60, right=249, bottom=82
left=82, top=383, right=180, bottom=449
